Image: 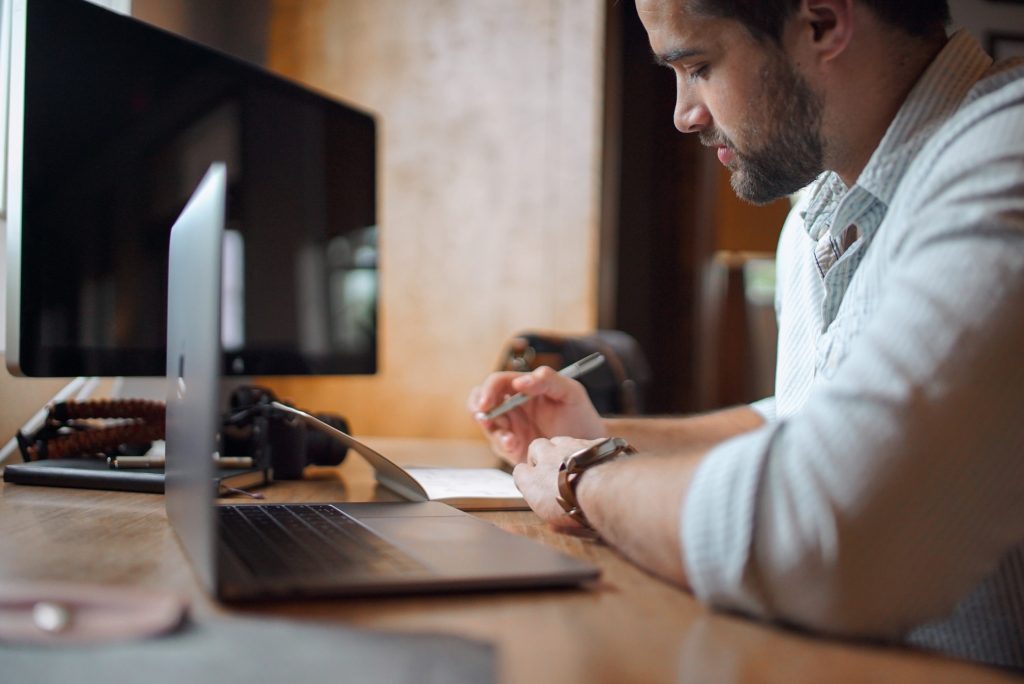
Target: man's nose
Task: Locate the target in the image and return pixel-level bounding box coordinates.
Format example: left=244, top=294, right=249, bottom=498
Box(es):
left=674, top=100, right=710, bottom=134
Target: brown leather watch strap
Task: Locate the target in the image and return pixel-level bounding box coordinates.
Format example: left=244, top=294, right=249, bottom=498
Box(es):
left=557, top=437, right=636, bottom=528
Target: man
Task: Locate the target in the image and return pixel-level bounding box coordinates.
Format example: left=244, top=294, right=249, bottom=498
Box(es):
left=469, top=0, right=1024, bottom=670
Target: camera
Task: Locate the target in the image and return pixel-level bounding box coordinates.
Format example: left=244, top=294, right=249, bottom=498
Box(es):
left=221, top=385, right=349, bottom=480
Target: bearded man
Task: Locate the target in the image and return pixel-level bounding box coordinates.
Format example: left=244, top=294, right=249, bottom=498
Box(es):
left=471, top=0, right=1024, bottom=670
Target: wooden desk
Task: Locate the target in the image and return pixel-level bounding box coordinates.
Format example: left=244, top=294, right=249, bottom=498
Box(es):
left=0, top=438, right=1018, bottom=683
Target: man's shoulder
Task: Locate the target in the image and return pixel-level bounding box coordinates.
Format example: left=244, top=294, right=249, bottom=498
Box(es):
left=946, top=59, right=1024, bottom=142
left=902, top=66, right=1024, bottom=198
left=979, top=57, right=1024, bottom=93
left=873, top=66, right=1024, bottom=252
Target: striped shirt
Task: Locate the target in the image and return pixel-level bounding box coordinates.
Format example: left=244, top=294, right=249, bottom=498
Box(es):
left=684, top=30, right=1024, bottom=668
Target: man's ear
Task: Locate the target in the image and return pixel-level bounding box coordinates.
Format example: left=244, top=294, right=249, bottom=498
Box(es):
left=797, top=0, right=854, bottom=63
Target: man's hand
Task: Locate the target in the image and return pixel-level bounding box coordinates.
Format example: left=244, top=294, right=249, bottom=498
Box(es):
left=516, top=434, right=698, bottom=589
left=468, top=366, right=607, bottom=464
left=511, top=436, right=607, bottom=531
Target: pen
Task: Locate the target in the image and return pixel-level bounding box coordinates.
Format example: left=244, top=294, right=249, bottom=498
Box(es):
left=215, top=456, right=254, bottom=469
left=482, top=352, right=606, bottom=420
left=110, top=455, right=165, bottom=469
left=110, top=455, right=254, bottom=469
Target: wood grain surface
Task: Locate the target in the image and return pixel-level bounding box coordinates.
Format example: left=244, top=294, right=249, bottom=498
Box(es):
left=1, top=437, right=1019, bottom=683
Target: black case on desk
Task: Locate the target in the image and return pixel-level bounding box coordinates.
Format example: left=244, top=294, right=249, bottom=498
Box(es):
left=2, top=459, right=267, bottom=494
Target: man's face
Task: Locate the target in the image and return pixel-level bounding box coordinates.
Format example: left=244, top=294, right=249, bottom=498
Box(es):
left=637, top=0, right=825, bottom=204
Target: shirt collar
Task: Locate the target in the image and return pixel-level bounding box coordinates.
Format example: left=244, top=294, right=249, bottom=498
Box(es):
left=856, top=29, right=993, bottom=205
left=803, top=30, right=994, bottom=236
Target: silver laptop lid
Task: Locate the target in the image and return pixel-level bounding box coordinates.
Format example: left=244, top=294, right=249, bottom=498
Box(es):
left=165, top=163, right=227, bottom=595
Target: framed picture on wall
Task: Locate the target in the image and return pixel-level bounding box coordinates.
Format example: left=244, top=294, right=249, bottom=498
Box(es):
left=988, top=32, right=1024, bottom=60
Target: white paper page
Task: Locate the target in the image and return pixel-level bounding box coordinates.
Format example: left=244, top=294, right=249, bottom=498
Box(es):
left=403, top=468, right=522, bottom=501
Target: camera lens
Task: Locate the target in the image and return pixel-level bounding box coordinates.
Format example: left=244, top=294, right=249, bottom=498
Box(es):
left=305, top=414, right=350, bottom=466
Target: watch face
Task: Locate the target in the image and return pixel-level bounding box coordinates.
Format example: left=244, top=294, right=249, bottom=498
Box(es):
left=572, top=437, right=631, bottom=469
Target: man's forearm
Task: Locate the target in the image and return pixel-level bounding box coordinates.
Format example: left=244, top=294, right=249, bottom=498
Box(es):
left=573, top=406, right=763, bottom=585
left=574, top=450, right=706, bottom=589
left=604, top=405, right=765, bottom=454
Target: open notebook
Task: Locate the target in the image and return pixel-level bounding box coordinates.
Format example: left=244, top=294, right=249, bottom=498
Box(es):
left=272, top=403, right=527, bottom=510
left=388, top=467, right=525, bottom=510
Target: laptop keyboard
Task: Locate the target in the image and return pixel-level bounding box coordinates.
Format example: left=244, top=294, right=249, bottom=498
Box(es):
left=218, top=503, right=426, bottom=580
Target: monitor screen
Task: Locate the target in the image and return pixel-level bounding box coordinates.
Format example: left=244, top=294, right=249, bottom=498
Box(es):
left=5, top=0, right=378, bottom=377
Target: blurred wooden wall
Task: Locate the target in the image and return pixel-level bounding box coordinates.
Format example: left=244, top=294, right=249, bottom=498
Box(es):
left=261, top=1, right=607, bottom=439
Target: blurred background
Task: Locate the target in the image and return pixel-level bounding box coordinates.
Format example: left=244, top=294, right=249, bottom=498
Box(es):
left=2, top=0, right=1021, bottom=441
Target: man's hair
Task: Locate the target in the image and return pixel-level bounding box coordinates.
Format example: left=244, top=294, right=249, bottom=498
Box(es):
left=688, top=0, right=951, bottom=43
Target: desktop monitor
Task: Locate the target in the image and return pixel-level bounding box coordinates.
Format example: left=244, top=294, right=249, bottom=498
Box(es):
left=5, top=0, right=378, bottom=377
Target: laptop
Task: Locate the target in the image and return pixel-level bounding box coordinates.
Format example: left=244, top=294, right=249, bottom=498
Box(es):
left=165, top=163, right=599, bottom=600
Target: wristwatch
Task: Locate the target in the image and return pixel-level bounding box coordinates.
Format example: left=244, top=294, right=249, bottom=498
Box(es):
left=557, top=437, right=637, bottom=528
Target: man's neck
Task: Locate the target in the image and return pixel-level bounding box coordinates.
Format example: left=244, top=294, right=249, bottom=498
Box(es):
left=827, top=31, right=947, bottom=187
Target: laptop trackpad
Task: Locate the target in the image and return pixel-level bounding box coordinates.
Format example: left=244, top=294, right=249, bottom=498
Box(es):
left=365, top=517, right=572, bottom=577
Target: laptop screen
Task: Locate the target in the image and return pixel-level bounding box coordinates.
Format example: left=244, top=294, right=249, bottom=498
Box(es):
left=165, top=163, right=228, bottom=594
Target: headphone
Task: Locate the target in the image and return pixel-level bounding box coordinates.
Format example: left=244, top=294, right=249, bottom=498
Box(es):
left=17, top=387, right=349, bottom=481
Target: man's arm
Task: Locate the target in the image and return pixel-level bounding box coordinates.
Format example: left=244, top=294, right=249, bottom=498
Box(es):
left=565, top=109, right=1024, bottom=639
left=512, top=437, right=707, bottom=589
left=605, top=405, right=765, bottom=454
left=514, top=125, right=1024, bottom=634
left=470, top=363, right=765, bottom=464
left=563, top=406, right=768, bottom=584
left=576, top=450, right=705, bottom=588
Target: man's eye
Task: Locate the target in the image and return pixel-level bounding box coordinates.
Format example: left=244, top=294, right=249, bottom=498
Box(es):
left=687, top=64, right=709, bottom=82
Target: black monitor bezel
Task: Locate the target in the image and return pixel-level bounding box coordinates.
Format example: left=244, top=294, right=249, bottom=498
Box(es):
left=5, top=0, right=379, bottom=378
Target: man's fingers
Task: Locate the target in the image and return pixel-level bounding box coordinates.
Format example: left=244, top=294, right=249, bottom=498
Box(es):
left=499, top=431, right=518, bottom=455
left=512, top=366, right=570, bottom=400
left=474, top=371, right=528, bottom=414
left=512, top=462, right=529, bottom=494
left=526, top=437, right=552, bottom=466
left=512, top=455, right=580, bottom=530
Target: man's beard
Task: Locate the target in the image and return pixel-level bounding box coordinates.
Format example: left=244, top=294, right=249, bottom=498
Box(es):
left=702, top=51, right=825, bottom=205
